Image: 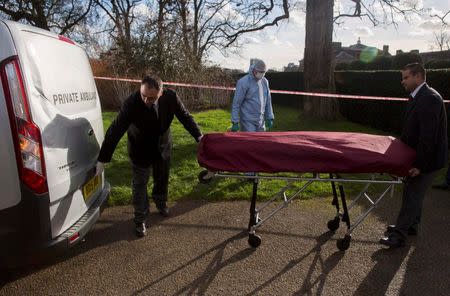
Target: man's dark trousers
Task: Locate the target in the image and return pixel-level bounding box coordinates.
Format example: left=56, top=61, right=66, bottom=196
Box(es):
left=132, top=157, right=170, bottom=224
left=394, top=171, right=436, bottom=239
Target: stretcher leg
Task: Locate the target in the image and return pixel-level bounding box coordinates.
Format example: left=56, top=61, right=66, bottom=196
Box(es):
left=337, top=181, right=350, bottom=229
left=330, top=174, right=340, bottom=211
left=336, top=175, right=352, bottom=250
left=200, top=170, right=401, bottom=251
left=328, top=174, right=341, bottom=231
left=328, top=174, right=352, bottom=250
left=248, top=179, right=262, bottom=248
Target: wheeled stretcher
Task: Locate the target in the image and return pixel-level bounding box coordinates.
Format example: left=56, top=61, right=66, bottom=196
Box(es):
left=197, top=132, right=416, bottom=251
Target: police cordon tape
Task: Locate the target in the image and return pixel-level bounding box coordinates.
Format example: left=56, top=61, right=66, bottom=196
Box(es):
left=94, top=76, right=450, bottom=103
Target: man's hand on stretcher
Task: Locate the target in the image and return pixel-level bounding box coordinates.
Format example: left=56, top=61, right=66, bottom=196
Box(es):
left=408, top=168, right=420, bottom=177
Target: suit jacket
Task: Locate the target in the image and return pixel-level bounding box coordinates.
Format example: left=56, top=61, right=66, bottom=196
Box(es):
left=98, top=88, right=202, bottom=167
left=400, top=83, right=448, bottom=173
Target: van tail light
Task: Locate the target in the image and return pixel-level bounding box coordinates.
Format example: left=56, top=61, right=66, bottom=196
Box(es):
left=69, top=232, right=80, bottom=244
left=1, top=57, right=48, bottom=194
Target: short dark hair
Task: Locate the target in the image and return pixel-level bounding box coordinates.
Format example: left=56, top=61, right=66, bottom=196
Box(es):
left=403, top=63, right=426, bottom=79
left=141, top=74, right=162, bottom=90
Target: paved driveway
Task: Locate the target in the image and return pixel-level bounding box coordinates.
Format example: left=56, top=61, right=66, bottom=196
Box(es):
left=1, top=188, right=449, bottom=295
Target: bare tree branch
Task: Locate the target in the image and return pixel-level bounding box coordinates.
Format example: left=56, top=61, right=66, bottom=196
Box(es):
left=0, top=0, right=94, bottom=34
left=224, top=0, right=290, bottom=47
left=430, top=30, right=450, bottom=51
left=334, top=0, right=422, bottom=28
left=431, top=10, right=450, bottom=26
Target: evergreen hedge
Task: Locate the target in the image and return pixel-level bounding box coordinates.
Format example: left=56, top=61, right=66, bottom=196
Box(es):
left=264, top=69, right=450, bottom=141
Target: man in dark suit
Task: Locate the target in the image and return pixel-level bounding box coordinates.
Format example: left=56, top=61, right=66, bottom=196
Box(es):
left=96, top=74, right=203, bottom=237
left=380, top=63, right=448, bottom=248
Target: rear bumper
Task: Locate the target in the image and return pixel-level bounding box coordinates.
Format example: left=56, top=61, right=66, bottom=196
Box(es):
left=46, top=181, right=111, bottom=251
left=0, top=181, right=110, bottom=267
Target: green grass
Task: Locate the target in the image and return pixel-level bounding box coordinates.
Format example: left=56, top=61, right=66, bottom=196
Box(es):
left=103, top=104, right=447, bottom=206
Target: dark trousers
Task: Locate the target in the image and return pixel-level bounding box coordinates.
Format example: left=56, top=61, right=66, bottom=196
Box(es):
left=394, top=171, right=436, bottom=240
left=131, top=157, right=170, bottom=224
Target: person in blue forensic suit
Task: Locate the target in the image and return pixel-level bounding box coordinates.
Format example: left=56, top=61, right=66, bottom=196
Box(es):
left=231, top=59, right=274, bottom=132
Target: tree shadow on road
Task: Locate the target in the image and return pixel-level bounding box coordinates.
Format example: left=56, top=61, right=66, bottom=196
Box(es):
left=0, top=200, right=210, bottom=288
left=245, top=231, right=344, bottom=296
left=353, top=247, right=411, bottom=296
left=400, top=240, right=450, bottom=295
left=354, top=187, right=450, bottom=296
left=400, top=187, right=450, bottom=294
left=131, top=230, right=254, bottom=295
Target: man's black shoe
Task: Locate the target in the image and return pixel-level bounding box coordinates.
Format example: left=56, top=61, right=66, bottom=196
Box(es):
left=379, top=236, right=405, bottom=248
left=135, top=222, right=146, bottom=237
left=156, top=202, right=169, bottom=217
left=432, top=183, right=449, bottom=190
left=384, top=224, right=417, bottom=236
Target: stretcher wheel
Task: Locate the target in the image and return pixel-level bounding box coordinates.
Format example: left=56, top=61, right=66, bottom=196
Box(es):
left=327, top=217, right=340, bottom=231
left=337, top=235, right=351, bottom=251
left=248, top=234, right=262, bottom=248
left=198, top=170, right=212, bottom=184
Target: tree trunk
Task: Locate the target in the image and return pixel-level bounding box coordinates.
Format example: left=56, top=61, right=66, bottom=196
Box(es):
left=31, top=0, right=50, bottom=30
left=156, top=0, right=166, bottom=76
left=303, top=0, right=338, bottom=120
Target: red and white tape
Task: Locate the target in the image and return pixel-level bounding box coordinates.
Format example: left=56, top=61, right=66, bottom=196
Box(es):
left=94, top=76, right=450, bottom=103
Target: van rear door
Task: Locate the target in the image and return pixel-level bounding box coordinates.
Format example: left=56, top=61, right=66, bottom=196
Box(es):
left=0, top=21, right=21, bottom=212
left=6, top=21, right=106, bottom=238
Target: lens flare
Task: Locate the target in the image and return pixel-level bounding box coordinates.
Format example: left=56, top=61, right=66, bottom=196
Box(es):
left=359, top=47, right=378, bottom=63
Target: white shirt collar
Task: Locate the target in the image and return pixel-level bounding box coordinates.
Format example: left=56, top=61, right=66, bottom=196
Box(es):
left=410, top=82, right=426, bottom=98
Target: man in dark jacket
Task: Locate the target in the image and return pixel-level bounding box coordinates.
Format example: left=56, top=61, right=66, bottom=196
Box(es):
left=96, top=74, right=202, bottom=237
left=380, top=63, right=448, bottom=248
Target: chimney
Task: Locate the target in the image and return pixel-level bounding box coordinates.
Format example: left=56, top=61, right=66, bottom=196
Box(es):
left=383, top=45, right=389, bottom=55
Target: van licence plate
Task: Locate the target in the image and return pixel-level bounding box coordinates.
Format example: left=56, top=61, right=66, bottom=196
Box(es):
left=82, top=175, right=100, bottom=201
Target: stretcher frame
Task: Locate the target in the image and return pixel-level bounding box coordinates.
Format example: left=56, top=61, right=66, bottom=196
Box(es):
left=198, top=170, right=403, bottom=251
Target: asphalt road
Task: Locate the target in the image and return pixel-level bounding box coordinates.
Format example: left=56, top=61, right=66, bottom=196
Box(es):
left=1, top=187, right=449, bottom=295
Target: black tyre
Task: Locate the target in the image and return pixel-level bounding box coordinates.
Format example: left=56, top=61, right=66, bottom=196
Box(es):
left=248, top=234, right=262, bottom=248
left=336, top=234, right=351, bottom=251
left=198, top=170, right=212, bottom=184
left=327, top=217, right=340, bottom=231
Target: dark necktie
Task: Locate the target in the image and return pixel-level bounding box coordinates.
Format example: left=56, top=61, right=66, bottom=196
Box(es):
left=152, top=103, right=159, bottom=119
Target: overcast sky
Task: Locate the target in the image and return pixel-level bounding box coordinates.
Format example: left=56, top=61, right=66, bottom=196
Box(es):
left=209, top=0, right=450, bottom=72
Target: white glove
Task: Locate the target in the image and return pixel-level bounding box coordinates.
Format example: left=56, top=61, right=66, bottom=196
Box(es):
left=95, top=161, right=105, bottom=176
left=197, top=135, right=203, bottom=142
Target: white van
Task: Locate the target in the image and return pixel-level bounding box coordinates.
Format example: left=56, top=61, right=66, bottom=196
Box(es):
left=0, top=20, right=110, bottom=264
